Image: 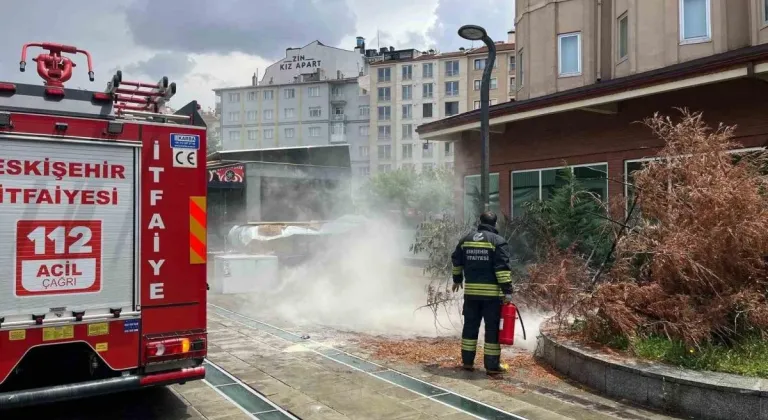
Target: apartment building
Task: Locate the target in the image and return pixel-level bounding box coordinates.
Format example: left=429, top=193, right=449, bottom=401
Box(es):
left=214, top=39, right=370, bottom=176
left=467, top=31, right=518, bottom=109
left=364, top=39, right=515, bottom=176
left=418, top=0, right=768, bottom=222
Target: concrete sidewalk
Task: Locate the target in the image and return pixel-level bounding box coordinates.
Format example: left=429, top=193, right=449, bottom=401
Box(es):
left=200, top=297, right=678, bottom=420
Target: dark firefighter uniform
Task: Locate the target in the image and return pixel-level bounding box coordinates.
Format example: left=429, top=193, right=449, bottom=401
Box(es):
left=451, top=223, right=513, bottom=373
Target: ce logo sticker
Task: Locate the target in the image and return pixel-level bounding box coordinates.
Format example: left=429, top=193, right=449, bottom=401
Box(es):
left=173, top=149, right=197, bottom=168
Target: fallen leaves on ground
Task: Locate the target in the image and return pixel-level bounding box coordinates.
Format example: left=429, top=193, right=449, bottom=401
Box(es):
left=359, top=336, right=560, bottom=385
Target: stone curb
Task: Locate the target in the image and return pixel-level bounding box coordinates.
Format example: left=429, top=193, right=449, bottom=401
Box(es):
left=535, top=332, right=768, bottom=420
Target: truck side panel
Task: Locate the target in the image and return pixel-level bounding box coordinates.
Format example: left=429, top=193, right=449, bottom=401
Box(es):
left=139, top=123, right=207, bottom=335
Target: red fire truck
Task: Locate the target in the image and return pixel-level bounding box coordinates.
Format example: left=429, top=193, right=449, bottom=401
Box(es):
left=0, top=42, right=208, bottom=409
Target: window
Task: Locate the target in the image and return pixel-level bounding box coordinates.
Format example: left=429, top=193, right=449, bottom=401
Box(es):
left=464, top=174, right=500, bottom=221
left=228, top=112, right=240, bottom=122
left=284, top=128, right=295, bottom=138
left=618, top=14, right=629, bottom=61
left=402, top=124, right=412, bottom=140
left=378, top=164, right=392, bottom=173
left=508, top=56, right=516, bottom=72
left=308, top=87, right=320, bottom=97
left=378, top=145, right=392, bottom=159
left=445, top=60, right=459, bottom=77
left=445, top=81, right=459, bottom=96
left=333, top=106, right=344, bottom=116
left=247, top=129, right=258, bottom=141
left=247, top=91, right=257, bottom=101
left=402, top=65, right=413, bottom=80
left=359, top=166, right=370, bottom=176
left=422, top=83, right=433, bottom=98
left=445, top=142, right=453, bottom=156
left=228, top=131, right=240, bottom=141
left=509, top=77, right=516, bottom=93
left=330, top=123, right=346, bottom=135
left=263, top=109, right=274, bottom=120
left=476, top=78, right=498, bottom=90
left=246, top=111, right=257, bottom=121
left=309, top=107, right=322, bottom=118
left=284, top=108, right=295, bottom=118
left=490, top=78, right=498, bottom=90
left=558, top=32, right=582, bottom=76
left=377, top=106, right=391, bottom=121
left=360, top=88, right=369, bottom=96
left=228, top=92, right=240, bottom=102
left=422, top=143, right=434, bottom=159
left=378, top=87, right=391, bottom=101
left=474, top=80, right=481, bottom=91
left=680, top=0, right=710, bottom=42
left=284, top=88, right=295, bottom=99
left=359, top=146, right=369, bottom=158
left=309, top=127, right=321, bottom=137
left=264, top=90, right=274, bottom=100
left=517, top=50, right=524, bottom=88
left=264, top=129, right=274, bottom=139
left=331, top=87, right=341, bottom=97
left=445, top=101, right=459, bottom=117
left=402, top=85, right=412, bottom=100
left=765, top=0, right=768, bottom=23
left=422, top=63, right=434, bottom=78
left=377, top=67, right=391, bottom=82
left=423, top=103, right=433, bottom=118
left=358, top=125, right=369, bottom=136
left=474, top=59, right=487, bottom=70
left=402, top=144, right=413, bottom=159
left=402, top=104, right=412, bottom=120
left=511, top=164, right=608, bottom=217
left=359, top=105, right=370, bottom=117
left=378, top=125, right=391, bottom=139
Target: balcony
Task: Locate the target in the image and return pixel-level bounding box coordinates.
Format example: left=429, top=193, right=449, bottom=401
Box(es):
left=330, top=134, right=347, bottom=144
left=330, top=93, right=346, bottom=104
left=331, top=114, right=346, bottom=122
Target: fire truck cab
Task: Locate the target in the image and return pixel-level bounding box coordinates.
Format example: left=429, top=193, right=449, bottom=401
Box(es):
left=0, top=42, right=208, bottom=409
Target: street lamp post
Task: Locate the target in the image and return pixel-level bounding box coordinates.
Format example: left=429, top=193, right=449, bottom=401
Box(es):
left=458, top=25, right=495, bottom=213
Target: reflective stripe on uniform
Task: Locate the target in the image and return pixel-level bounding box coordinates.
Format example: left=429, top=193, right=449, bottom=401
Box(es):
left=484, top=342, right=501, bottom=356
left=464, top=283, right=503, bottom=297
left=461, top=241, right=495, bottom=250
left=461, top=338, right=478, bottom=351
left=495, top=270, right=512, bottom=284
left=452, top=266, right=463, bottom=275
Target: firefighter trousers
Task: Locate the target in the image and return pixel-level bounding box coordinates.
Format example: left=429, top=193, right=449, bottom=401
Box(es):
left=461, top=298, right=502, bottom=370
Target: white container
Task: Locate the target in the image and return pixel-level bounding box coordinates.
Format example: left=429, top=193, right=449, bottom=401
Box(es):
left=211, top=254, right=279, bottom=294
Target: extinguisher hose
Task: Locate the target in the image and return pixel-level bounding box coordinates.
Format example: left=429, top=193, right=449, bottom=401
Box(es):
left=516, top=306, right=527, bottom=341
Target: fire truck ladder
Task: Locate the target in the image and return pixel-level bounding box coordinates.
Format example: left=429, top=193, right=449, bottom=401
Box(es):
left=105, top=70, right=188, bottom=121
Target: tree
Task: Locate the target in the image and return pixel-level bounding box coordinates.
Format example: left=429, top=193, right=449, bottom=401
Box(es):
left=356, top=166, right=455, bottom=219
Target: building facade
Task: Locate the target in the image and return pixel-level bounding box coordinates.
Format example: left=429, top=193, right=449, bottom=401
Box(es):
left=214, top=40, right=370, bottom=177
left=418, top=0, right=768, bottom=221
left=364, top=39, right=516, bottom=176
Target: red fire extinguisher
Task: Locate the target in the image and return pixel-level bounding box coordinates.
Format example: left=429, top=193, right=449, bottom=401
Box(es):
left=499, top=303, right=526, bottom=345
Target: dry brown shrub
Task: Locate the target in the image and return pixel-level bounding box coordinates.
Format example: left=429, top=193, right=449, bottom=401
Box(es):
left=593, top=109, right=768, bottom=345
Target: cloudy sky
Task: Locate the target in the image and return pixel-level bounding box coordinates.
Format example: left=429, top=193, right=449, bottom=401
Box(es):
left=0, top=0, right=515, bottom=110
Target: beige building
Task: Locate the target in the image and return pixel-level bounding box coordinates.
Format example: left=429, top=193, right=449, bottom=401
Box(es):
left=365, top=39, right=515, bottom=175
left=513, top=0, right=768, bottom=101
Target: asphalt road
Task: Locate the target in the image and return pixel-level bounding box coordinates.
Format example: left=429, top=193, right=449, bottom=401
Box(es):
left=0, top=385, right=211, bottom=420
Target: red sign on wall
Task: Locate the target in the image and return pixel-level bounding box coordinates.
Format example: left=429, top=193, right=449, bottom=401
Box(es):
left=15, top=220, right=103, bottom=296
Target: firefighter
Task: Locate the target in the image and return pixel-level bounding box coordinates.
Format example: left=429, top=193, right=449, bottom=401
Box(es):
left=451, top=211, right=513, bottom=375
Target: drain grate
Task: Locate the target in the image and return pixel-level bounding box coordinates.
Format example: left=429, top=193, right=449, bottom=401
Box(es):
left=203, top=359, right=299, bottom=420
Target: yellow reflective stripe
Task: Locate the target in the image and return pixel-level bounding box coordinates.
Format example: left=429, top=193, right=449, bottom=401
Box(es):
left=461, top=338, right=478, bottom=351
left=484, top=343, right=501, bottom=356
left=465, top=290, right=504, bottom=297
left=452, top=266, right=463, bottom=275
left=465, top=284, right=501, bottom=290
left=461, top=241, right=495, bottom=250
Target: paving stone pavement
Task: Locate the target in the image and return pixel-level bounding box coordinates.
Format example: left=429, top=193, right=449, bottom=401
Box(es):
left=205, top=298, right=682, bottom=420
